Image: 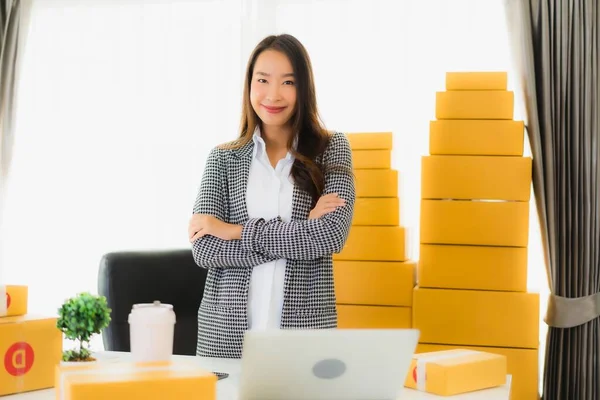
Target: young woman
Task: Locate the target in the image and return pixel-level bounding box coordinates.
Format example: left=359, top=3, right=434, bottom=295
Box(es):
left=188, top=34, right=355, bottom=359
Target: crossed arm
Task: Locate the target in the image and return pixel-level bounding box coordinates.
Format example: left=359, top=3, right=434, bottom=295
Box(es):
left=190, top=133, right=355, bottom=269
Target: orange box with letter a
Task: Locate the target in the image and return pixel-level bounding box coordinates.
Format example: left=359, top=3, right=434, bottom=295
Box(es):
left=0, top=315, right=62, bottom=396
left=1, top=285, right=28, bottom=317
left=404, top=349, right=507, bottom=396
left=55, top=360, right=217, bottom=400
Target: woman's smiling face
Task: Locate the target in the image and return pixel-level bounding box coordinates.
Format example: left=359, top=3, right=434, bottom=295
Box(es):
left=250, top=49, right=297, bottom=129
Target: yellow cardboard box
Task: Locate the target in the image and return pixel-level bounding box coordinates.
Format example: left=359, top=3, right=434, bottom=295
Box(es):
left=419, top=244, right=528, bottom=292
left=353, top=197, right=399, bottom=226
left=352, top=149, right=391, bottom=169
left=420, top=199, right=529, bottom=247
left=334, top=226, right=407, bottom=261
left=55, top=361, right=216, bottom=400
left=417, top=344, right=538, bottom=400
left=445, top=72, right=508, bottom=91
left=436, top=91, right=514, bottom=120
left=421, top=155, right=532, bottom=201
left=0, top=315, right=62, bottom=396
left=412, top=287, right=539, bottom=349
left=1, top=285, right=28, bottom=317
left=355, top=169, right=398, bottom=197
left=334, top=260, right=415, bottom=306
left=346, top=132, right=392, bottom=150
left=337, top=305, right=411, bottom=329
left=404, top=349, right=507, bottom=396
left=429, top=120, right=524, bottom=156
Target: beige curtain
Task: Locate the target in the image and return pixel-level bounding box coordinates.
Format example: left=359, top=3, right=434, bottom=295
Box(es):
left=505, top=0, right=600, bottom=399
left=0, top=0, right=24, bottom=283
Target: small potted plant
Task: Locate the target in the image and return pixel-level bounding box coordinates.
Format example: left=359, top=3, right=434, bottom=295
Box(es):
left=57, top=292, right=111, bottom=362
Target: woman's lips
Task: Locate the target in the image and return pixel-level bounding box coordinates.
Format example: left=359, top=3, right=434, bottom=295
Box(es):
left=262, top=105, right=286, bottom=114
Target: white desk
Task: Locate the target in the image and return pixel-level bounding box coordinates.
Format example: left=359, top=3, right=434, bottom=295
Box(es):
left=5, top=351, right=511, bottom=400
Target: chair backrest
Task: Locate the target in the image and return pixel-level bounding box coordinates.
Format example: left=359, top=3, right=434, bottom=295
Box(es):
left=98, top=249, right=206, bottom=355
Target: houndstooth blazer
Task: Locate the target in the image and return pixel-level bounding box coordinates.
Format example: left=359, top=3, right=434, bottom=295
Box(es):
left=191, top=131, right=355, bottom=359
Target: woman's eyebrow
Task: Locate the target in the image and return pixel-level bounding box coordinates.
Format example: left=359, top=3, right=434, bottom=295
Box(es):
left=255, top=71, right=295, bottom=78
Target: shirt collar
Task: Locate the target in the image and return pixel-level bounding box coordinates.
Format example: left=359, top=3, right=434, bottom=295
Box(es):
left=252, top=126, right=296, bottom=162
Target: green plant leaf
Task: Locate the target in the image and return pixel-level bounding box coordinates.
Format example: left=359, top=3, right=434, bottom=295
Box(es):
left=56, top=292, right=112, bottom=348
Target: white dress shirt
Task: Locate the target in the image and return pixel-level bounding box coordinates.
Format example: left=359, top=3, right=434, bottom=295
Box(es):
left=245, top=128, right=295, bottom=330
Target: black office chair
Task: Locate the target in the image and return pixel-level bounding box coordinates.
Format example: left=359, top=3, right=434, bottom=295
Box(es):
left=97, top=249, right=207, bottom=356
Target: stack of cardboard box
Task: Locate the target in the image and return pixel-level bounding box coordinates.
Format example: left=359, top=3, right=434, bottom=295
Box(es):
left=0, top=285, right=62, bottom=396
left=413, top=72, right=540, bottom=400
left=334, top=132, right=415, bottom=329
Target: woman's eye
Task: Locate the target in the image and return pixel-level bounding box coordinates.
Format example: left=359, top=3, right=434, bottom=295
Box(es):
left=257, top=78, right=267, bottom=83
left=284, top=81, right=295, bottom=85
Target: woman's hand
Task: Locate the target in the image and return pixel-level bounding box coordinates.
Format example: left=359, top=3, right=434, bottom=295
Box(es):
left=308, top=193, right=346, bottom=220
left=188, top=214, right=242, bottom=242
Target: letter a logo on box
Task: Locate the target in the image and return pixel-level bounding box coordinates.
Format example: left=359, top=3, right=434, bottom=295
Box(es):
left=412, top=365, right=426, bottom=384
left=4, top=342, right=34, bottom=376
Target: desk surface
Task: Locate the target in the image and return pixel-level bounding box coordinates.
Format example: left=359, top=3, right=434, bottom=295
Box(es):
left=6, top=351, right=512, bottom=400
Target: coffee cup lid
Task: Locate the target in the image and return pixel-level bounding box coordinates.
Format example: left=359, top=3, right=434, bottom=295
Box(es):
left=133, top=300, right=173, bottom=310
left=128, top=300, right=176, bottom=324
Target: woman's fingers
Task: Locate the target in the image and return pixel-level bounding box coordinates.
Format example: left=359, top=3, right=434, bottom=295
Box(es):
left=190, top=228, right=204, bottom=242
left=313, top=206, right=338, bottom=218
left=322, top=198, right=345, bottom=208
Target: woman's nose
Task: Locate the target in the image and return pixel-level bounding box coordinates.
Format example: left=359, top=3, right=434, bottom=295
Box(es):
left=266, top=86, right=281, bottom=102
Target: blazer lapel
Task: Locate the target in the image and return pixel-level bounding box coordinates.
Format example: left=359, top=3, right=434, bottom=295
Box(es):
left=229, top=141, right=254, bottom=224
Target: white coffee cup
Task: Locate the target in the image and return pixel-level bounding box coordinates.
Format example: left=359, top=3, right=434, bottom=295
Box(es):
left=128, top=300, right=176, bottom=363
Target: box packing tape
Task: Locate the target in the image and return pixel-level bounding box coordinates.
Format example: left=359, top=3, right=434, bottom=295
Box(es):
left=5, top=316, right=27, bottom=395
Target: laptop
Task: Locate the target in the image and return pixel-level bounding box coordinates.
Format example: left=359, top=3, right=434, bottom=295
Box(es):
left=238, top=328, right=420, bottom=400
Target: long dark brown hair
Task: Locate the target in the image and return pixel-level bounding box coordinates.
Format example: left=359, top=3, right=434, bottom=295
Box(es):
left=224, top=34, right=332, bottom=205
